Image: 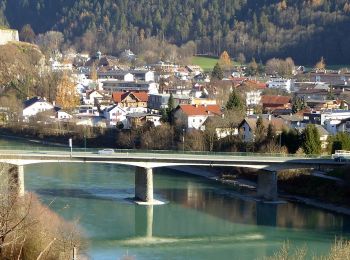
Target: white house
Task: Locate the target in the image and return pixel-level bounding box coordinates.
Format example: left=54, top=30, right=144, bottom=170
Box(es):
left=173, top=104, right=222, bottom=130
left=56, top=110, right=72, bottom=120
left=102, top=80, right=159, bottom=94
left=84, top=90, right=107, bottom=105
left=51, top=60, right=73, bottom=71
left=22, top=97, right=54, bottom=120
left=267, top=78, right=294, bottom=93
left=246, top=90, right=262, bottom=107
left=103, top=105, right=127, bottom=127
left=321, top=110, right=350, bottom=134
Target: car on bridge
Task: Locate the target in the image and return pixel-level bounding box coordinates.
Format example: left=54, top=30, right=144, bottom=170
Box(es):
left=332, top=150, right=350, bottom=162
left=98, top=149, right=115, bottom=155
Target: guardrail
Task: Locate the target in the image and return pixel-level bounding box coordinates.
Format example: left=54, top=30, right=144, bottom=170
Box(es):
left=0, top=146, right=331, bottom=159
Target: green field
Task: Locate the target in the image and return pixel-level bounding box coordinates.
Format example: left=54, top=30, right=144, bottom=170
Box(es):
left=191, top=56, right=219, bottom=71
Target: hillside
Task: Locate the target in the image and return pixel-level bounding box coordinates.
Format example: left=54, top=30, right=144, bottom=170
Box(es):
left=0, top=0, right=350, bottom=64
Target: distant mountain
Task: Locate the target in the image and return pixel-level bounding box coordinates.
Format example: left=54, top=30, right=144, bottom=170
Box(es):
left=1, top=0, right=350, bottom=65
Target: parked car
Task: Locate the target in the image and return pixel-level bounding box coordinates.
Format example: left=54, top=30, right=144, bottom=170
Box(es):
left=98, top=149, right=115, bottom=155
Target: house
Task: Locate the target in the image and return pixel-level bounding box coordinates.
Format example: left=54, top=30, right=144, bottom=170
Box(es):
left=103, top=105, right=127, bottom=128
left=316, top=125, right=331, bottom=149
left=55, top=107, right=72, bottom=121
left=148, top=94, right=171, bottom=111
left=305, top=99, right=348, bottom=110
left=336, top=119, right=350, bottom=134
left=84, top=90, right=109, bottom=105
left=77, top=105, right=99, bottom=116
left=22, top=97, right=54, bottom=120
left=120, top=49, right=136, bottom=61
left=51, top=60, right=73, bottom=71
left=97, top=71, right=134, bottom=82
left=306, top=71, right=350, bottom=86
left=321, top=110, right=350, bottom=134
left=185, top=65, right=203, bottom=76
left=173, top=104, right=222, bottom=130
left=201, top=116, right=238, bottom=139
left=0, top=28, right=19, bottom=45
left=239, top=116, right=285, bottom=142
left=112, top=92, right=148, bottom=109
left=191, top=98, right=217, bottom=106
left=246, top=90, right=262, bottom=107
left=129, top=70, right=155, bottom=82
left=266, top=78, right=294, bottom=93
left=279, top=114, right=305, bottom=128
left=124, top=113, right=161, bottom=129
left=102, top=80, right=158, bottom=94
left=294, top=124, right=330, bottom=149
left=260, top=95, right=291, bottom=113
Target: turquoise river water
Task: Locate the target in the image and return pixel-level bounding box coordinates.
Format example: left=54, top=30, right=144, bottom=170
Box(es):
left=1, top=137, right=350, bottom=259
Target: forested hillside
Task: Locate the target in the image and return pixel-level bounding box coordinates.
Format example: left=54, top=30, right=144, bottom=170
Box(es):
left=1, top=0, right=350, bottom=64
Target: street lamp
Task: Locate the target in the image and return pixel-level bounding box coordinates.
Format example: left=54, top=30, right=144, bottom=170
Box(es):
left=84, top=125, right=87, bottom=152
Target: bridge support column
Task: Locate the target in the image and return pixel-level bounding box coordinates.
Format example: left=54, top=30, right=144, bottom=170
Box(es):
left=135, top=167, right=153, bottom=203
left=8, top=165, right=25, bottom=197
left=257, top=171, right=277, bottom=201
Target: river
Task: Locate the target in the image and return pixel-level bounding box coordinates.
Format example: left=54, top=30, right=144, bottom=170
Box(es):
left=1, top=137, right=350, bottom=259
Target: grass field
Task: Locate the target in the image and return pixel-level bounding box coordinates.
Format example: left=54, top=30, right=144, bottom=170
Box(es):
left=191, top=56, right=219, bottom=71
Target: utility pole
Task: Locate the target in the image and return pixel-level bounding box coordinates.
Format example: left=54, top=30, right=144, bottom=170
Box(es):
left=69, top=138, right=73, bottom=157
left=182, top=128, right=185, bottom=153
left=72, top=246, right=77, bottom=260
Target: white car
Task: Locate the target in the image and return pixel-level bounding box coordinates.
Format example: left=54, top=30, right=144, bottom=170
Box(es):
left=98, top=149, right=115, bottom=155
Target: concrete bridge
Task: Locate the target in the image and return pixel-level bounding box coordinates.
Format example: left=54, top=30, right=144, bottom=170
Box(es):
left=0, top=148, right=345, bottom=203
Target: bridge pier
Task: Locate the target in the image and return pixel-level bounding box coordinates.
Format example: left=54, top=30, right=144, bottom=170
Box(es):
left=257, top=171, right=277, bottom=201
left=135, top=167, right=154, bottom=203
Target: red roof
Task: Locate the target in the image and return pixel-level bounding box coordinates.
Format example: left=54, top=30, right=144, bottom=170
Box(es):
left=132, top=92, right=149, bottom=102
left=245, top=80, right=267, bottom=89
left=261, top=95, right=291, bottom=105
left=179, top=104, right=222, bottom=116
left=112, top=91, right=148, bottom=103
left=112, top=92, right=126, bottom=103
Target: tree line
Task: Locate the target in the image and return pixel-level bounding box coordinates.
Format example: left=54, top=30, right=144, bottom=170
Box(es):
left=1, top=0, right=350, bottom=64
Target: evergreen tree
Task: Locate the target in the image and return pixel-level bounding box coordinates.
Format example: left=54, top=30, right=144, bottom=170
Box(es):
left=255, top=117, right=266, bottom=145
left=329, top=132, right=350, bottom=154
left=266, top=123, right=276, bottom=141
left=281, top=128, right=301, bottom=153
left=211, top=62, right=224, bottom=80
left=166, top=93, right=175, bottom=124
left=292, top=97, right=306, bottom=113
left=302, top=124, right=321, bottom=155
left=226, top=89, right=244, bottom=110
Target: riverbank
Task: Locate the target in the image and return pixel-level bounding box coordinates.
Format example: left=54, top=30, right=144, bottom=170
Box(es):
left=169, top=166, right=350, bottom=216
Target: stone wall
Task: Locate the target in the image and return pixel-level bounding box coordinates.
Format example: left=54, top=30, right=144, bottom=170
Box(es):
left=0, top=29, right=19, bottom=45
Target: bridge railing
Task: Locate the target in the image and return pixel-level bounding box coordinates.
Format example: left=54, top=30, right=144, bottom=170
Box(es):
left=0, top=146, right=331, bottom=159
